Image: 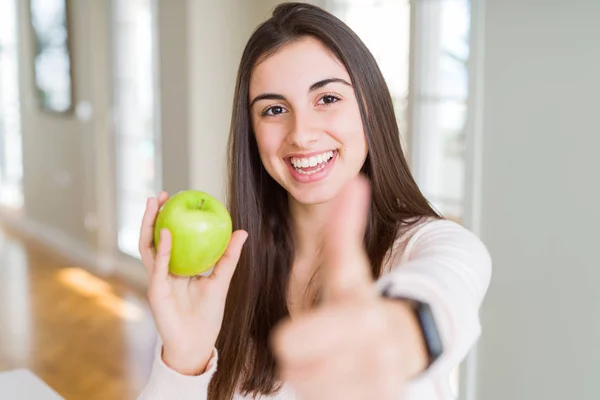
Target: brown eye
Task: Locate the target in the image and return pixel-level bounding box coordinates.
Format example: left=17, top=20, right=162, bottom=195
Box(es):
left=263, top=105, right=287, bottom=116
left=318, top=95, right=340, bottom=105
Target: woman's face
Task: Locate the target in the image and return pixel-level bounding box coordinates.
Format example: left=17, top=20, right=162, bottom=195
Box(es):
left=249, top=36, right=368, bottom=205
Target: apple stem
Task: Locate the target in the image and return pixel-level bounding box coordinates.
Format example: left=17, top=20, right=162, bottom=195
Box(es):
left=200, top=198, right=205, bottom=209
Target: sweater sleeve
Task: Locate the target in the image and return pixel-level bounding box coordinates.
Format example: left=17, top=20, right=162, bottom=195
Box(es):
left=375, top=219, right=492, bottom=380
left=137, top=337, right=218, bottom=400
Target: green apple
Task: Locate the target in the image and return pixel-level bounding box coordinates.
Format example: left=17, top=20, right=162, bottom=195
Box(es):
left=153, top=190, right=232, bottom=276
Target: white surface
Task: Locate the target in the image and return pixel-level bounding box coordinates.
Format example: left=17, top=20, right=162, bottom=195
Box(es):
left=477, top=0, right=600, bottom=399
left=0, top=369, right=64, bottom=400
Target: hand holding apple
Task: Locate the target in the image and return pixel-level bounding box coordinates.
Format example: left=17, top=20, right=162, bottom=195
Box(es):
left=139, top=191, right=248, bottom=376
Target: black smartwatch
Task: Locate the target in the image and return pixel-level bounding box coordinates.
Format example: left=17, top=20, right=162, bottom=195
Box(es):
left=381, top=286, right=444, bottom=368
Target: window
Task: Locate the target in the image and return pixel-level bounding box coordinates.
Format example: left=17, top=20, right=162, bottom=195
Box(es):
left=409, top=0, right=470, bottom=223
left=0, top=0, right=24, bottom=210
left=111, top=0, right=161, bottom=258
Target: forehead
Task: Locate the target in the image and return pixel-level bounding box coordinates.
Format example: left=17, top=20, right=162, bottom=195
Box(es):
left=249, top=37, right=351, bottom=96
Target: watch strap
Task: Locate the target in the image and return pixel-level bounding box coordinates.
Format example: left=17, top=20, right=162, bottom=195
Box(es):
left=381, top=286, right=444, bottom=368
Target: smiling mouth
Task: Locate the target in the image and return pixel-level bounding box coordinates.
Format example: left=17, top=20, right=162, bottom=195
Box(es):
left=287, top=150, right=337, bottom=175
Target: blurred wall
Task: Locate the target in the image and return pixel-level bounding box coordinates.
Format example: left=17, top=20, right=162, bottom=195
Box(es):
left=15, top=0, right=98, bottom=250
left=477, top=0, right=600, bottom=399
left=156, top=1, right=190, bottom=196
left=187, top=0, right=270, bottom=201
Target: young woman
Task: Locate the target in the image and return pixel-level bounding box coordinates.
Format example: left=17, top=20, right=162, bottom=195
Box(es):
left=138, top=3, right=491, bottom=400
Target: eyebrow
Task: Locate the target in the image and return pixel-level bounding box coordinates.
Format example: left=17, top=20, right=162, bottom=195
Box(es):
left=249, top=77, right=352, bottom=107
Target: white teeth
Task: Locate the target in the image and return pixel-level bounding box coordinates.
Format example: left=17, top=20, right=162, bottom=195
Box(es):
left=295, top=162, right=328, bottom=175
left=290, top=151, right=335, bottom=169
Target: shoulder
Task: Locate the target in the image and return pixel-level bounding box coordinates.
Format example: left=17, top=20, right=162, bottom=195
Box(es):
left=382, top=217, right=491, bottom=273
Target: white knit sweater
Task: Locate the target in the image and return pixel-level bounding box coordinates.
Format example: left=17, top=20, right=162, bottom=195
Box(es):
left=138, top=218, right=492, bottom=400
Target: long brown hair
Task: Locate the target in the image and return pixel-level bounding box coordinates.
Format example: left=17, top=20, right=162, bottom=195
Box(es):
left=209, top=2, right=441, bottom=399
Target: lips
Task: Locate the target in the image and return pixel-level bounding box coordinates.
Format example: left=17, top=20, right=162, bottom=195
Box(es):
left=285, top=150, right=339, bottom=183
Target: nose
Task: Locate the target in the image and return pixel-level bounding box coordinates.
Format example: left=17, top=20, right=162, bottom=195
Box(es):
left=286, top=112, right=319, bottom=149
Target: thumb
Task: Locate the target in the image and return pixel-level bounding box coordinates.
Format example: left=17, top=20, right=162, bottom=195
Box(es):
left=210, top=230, right=248, bottom=289
left=322, top=175, right=375, bottom=303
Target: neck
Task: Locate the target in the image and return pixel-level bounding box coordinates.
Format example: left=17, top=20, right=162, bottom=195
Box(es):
left=288, top=196, right=333, bottom=260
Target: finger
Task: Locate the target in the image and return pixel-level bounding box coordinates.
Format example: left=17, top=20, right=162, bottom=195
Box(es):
left=210, top=230, right=248, bottom=288
left=139, top=197, right=159, bottom=273
left=287, top=361, right=401, bottom=400
left=282, top=351, right=371, bottom=400
left=271, top=303, right=387, bottom=366
left=322, top=175, right=374, bottom=303
left=281, top=339, right=362, bottom=380
left=153, top=228, right=172, bottom=282
left=279, top=324, right=403, bottom=400
left=157, top=190, right=169, bottom=206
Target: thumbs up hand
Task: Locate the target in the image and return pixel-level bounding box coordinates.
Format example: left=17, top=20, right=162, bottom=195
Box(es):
left=271, top=176, right=427, bottom=400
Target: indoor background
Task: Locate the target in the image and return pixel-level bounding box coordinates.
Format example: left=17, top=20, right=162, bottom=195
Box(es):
left=0, top=0, right=598, bottom=399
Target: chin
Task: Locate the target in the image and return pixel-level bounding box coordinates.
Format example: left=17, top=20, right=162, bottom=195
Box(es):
left=286, top=182, right=342, bottom=205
